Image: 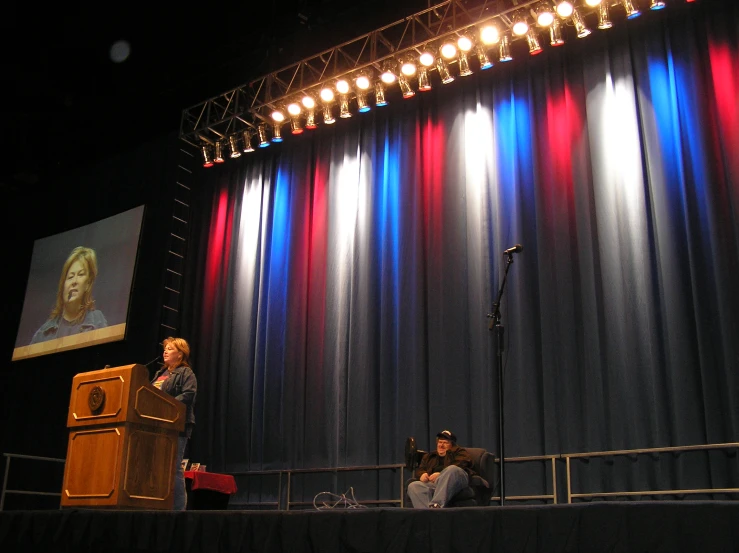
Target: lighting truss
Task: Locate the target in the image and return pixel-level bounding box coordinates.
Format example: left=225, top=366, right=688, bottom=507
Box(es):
left=180, top=0, right=545, bottom=147
left=179, top=0, right=696, bottom=149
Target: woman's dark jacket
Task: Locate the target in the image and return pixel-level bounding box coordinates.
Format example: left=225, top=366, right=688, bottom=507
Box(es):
left=151, top=364, right=197, bottom=436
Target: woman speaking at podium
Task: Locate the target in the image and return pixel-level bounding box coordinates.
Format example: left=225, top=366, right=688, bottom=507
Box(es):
left=151, top=337, right=197, bottom=510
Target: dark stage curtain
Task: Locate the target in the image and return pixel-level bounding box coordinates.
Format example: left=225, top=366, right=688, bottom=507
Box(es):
left=181, top=2, right=739, bottom=502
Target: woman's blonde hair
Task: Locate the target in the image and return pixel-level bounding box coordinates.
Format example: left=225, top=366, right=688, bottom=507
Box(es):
left=163, top=337, right=191, bottom=368
left=50, top=246, right=98, bottom=323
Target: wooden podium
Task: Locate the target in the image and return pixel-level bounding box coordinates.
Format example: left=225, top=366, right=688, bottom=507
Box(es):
left=60, top=363, right=185, bottom=509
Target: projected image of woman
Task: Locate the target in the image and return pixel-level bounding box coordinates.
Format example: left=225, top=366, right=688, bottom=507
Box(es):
left=30, top=246, right=108, bottom=344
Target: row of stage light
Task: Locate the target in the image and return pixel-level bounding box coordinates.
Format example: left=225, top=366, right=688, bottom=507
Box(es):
left=202, top=0, right=697, bottom=167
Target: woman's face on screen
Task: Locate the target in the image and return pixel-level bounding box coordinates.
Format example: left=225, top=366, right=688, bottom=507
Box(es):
left=63, top=260, right=90, bottom=307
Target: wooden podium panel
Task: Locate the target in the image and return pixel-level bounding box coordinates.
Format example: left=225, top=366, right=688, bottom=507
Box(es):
left=61, top=364, right=185, bottom=510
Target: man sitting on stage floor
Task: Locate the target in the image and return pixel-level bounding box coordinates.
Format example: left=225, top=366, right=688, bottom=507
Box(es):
left=407, top=429, right=475, bottom=509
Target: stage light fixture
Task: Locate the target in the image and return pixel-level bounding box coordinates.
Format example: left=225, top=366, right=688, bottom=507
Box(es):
left=320, top=87, right=335, bottom=103
left=214, top=140, right=225, bottom=163
left=242, top=130, right=255, bottom=153
left=512, top=13, right=529, bottom=36
left=228, top=134, right=242, bottom=158
left=339, top=94, right=352, bottom=118
left=436, top=57, right=455, bottom=84
left=440, top=41, right=457, bottom=60
left=398, top=74, right=415, bottom=98
left=201, top=144, right=214, bottom=168
left=555, top=0, right=574, bottom=17
left=299, top=97, right=317, bottom=129
left=585, top=0, right=603, bottom=6
left=418, top=66, right=432, bottom=91
left=459, top=51, right=473, bottom=76
left=290, top=118, right=303, bottom=134
left=272, top=124, right=283, bottom=142
left=302, top=95, right=316, bottom=109
left=477, top=44, right=493, bottom=69
left=374, top=81, right=388, bottom=106
left=419, top=48, right=435, bottom=67
left=380, top=60, right=397, bottom=84
left=526, top=28, right=543, bottom=55
left=258, top=124, right=270, bottom=147
left=400, top=58, right=417, bottom=76
left=457, top=34, right=473, bottom=52
left=271, top=109, right=285, bottom=123
left=549, top=17, right=565, bottom=45
left=336, top=79, right=350, bottom=94
left=572, top=9, right=592, bottom=38
left=288, top=103, right=304, bottom=134
left=536, top=4, right=555, bottom=27
left=305, top=109, right=317, bottom=129
left=480, top=23, right=500, bottom=45
left=650, top=0, right=666, bottom=9
left=356, top=91, right=371, bottom=112
left=322, top=104, right=335, bottom=124
left=499, top=34, right=513, bottom=62
left=290, top=117, right=303, bottom=134
left=356, top=73, right=371, bottom=90
left=598, top=2, right=613, bottom=28
left=621, top=0, right=641, bottom=18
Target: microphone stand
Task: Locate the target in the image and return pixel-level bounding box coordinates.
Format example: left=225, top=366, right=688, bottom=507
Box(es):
left=487, top=251, right=515, bottom=506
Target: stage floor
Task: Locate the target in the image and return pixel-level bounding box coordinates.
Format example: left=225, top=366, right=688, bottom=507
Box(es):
left=1, top=501, right=738, bottom=553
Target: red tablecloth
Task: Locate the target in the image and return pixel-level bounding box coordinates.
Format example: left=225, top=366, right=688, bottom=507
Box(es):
left=184, top=471, right=238, bottom=495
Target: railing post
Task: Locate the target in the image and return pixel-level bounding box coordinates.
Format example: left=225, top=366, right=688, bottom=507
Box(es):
left=1, top=454, right=11, bottom=511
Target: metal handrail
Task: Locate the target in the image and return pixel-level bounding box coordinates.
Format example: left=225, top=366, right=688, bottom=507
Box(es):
left=7, top=443, right=737, bottom=510
left=562, top=442, right=739, bottom=503
left=285, top=464, right=406, bottom=510
left=229, top=464, right=406, bottom=510
left=490, top=455, right=558, bottom=504
left=1, top=453, right=66, bottom=511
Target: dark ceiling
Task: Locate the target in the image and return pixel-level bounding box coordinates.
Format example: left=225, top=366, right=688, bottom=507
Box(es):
left=1, top=1, right=432, bottom=196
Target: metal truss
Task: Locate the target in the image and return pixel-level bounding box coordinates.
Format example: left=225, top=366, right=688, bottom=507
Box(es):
left=179, top=0, right=541, bottom=147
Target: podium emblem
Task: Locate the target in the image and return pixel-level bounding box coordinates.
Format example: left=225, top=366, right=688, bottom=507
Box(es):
left=88, top=385, right=106, bottom=412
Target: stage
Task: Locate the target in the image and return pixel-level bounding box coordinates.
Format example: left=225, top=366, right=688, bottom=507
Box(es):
left=1, top=501, right=738, bottom=553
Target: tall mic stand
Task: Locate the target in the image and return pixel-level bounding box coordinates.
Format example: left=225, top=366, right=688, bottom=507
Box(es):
left=487, top=251, right=515, bottom=506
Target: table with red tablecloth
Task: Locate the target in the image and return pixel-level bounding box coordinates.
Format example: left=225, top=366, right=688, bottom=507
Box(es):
left=184, top=471, right=238, bottom=510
